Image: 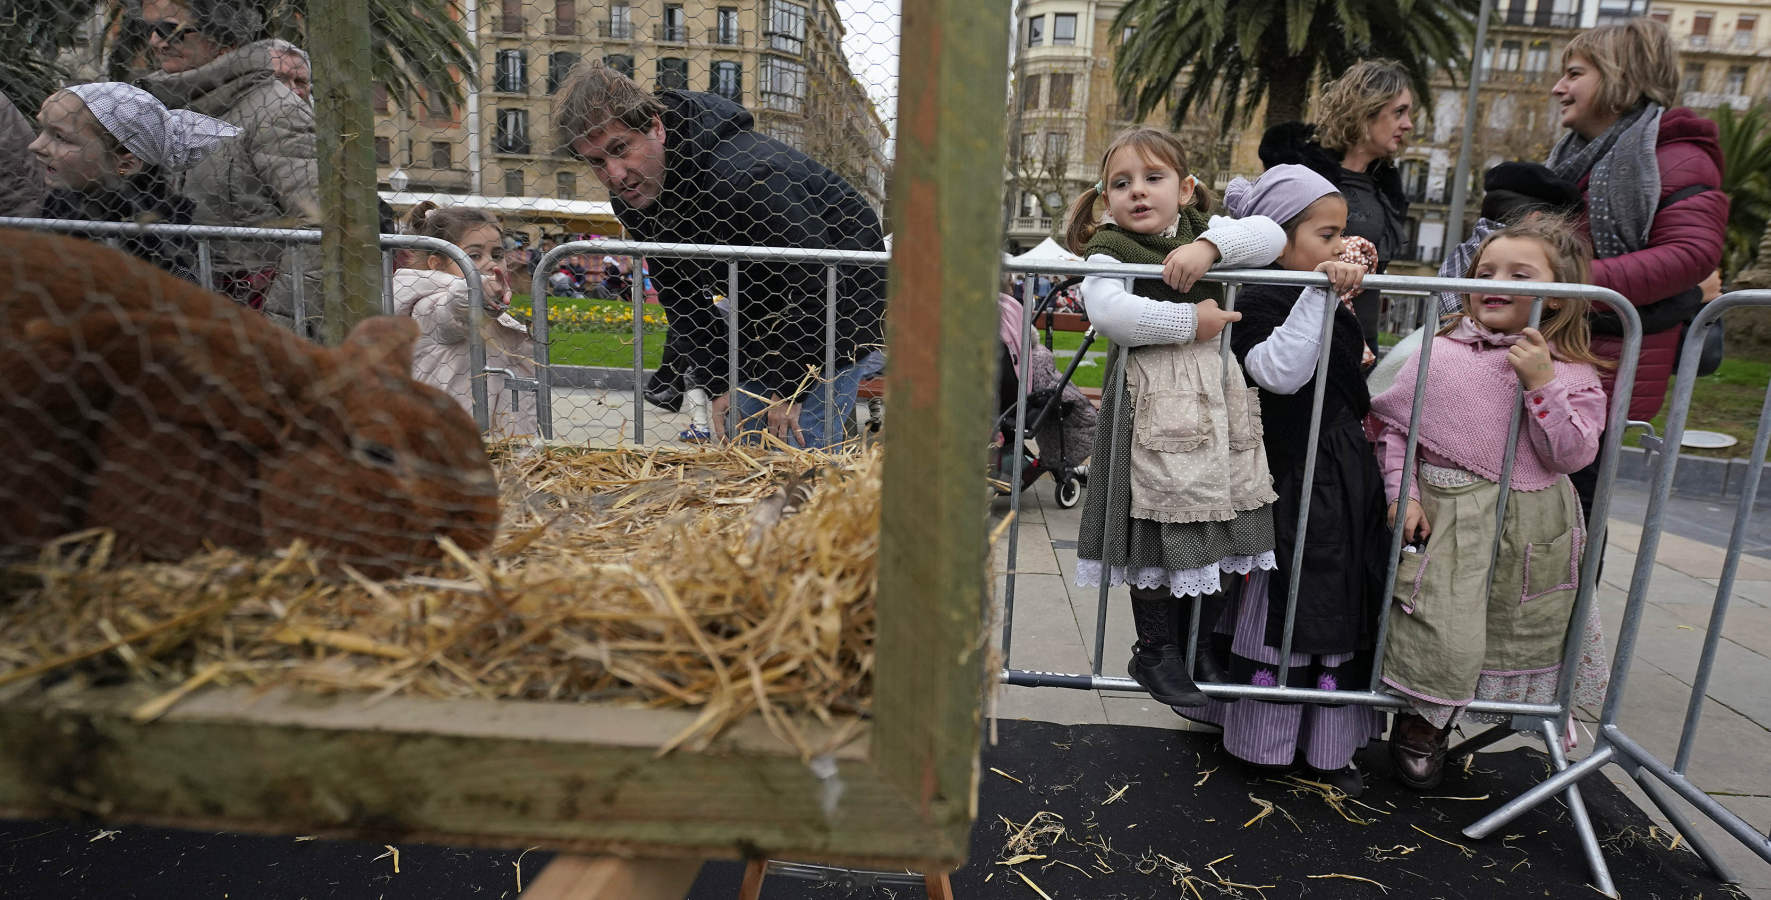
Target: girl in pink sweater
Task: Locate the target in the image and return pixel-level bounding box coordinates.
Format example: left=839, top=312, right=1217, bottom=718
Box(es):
left=1368, top=217, right=1610, bottom=789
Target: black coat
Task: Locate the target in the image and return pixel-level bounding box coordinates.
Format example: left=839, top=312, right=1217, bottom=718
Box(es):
left=1230, top=281, right=1390, bottom=658
left=620, top=91, right=885, bottom=402
left=1257, top=121, right=1409, bottom=265
left=41, top=177, right=198, bottom=283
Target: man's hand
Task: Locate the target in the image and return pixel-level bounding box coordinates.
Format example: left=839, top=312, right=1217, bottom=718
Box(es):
left=766, top=396, right=804, bottom=446
left=1507, top=327, right=1557, bottom=391
left=710, top=393, right=730, bottom=441
left=1193, top=298, right=1241, bottom=342
left=1162, top=240, right=1220, bottom=293
left=1388, top=498, right=1431, bottom=542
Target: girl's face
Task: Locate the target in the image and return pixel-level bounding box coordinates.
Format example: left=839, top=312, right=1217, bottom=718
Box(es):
left=1102, top=146, right=1193, bottom=236
left=28, top=93, right=137, bottom=192
left=1360, top=89, right=1415, bottom=158
left=1466, top=236, right=1560, bottom=334
left=1276, top=196, right=1349, bottom=271
left=1552, top=54, right=1614, bottom=140
left=428, top=223, right=507, bottom=282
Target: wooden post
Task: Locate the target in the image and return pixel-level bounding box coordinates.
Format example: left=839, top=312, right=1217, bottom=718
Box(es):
left=875, top=0, right=1011, bottom=849
left=310, top=0, right=384, bottom=343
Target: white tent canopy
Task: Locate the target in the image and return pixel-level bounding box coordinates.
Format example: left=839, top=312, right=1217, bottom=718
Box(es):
left=1008, top=237, right=1082, bottom=264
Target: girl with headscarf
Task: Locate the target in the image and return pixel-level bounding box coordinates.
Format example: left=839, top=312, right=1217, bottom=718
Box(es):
left=1178, top=165, right=1389, bottom=797
left=26, top=82, right=238, bottom=280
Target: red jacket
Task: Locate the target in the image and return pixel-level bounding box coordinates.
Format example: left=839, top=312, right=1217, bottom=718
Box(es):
left=1575, top=108, right=1729, bottom=422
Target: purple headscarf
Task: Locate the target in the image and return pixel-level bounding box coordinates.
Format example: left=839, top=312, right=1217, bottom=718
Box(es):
left=1222, top=164, right=1339, bottom=225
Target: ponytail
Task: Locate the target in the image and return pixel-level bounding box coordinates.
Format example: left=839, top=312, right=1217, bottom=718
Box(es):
left=1189, top=178, right=1215, bottom=215
left=403, top=200, right=440, bottom=236
left=1062, top=186, right=1103, bottom=255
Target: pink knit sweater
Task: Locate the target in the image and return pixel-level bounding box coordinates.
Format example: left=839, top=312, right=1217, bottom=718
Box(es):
left=1369, top=321, right=1607, bottom=501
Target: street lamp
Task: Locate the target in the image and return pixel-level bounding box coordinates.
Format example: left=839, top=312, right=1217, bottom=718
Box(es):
left=388, top=167, right=410, bottom=192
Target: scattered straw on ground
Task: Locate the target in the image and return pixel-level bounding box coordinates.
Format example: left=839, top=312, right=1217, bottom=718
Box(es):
left=0, top=444, right=882, bottom=755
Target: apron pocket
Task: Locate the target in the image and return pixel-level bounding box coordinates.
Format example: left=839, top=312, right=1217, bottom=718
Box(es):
left=1395, top=547, right=1430, bottom=615
left=1134, top=388, right=1212, bottom=452
left=1523, top=531, right=1578, bottom=603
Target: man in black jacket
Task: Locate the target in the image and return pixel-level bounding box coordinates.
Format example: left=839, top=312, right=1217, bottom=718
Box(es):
left=556, top=63, right=884, bottom=449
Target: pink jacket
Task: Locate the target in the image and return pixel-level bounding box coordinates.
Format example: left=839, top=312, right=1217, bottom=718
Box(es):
left=1575, top=108, right=1728, bottom=421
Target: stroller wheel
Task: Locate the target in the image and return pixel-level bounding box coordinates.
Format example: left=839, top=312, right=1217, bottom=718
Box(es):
left=1055, top=476, right=1083, bottom=509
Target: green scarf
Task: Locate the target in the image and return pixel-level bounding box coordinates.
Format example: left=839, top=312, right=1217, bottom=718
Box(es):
left=1082, top=207, right=1222, bottom=304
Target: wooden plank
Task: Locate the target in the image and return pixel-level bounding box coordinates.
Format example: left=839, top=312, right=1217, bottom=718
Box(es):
left=873, top=0, right=1011, bottom=857
left=737, top=859, right=768, bottom=900
left=0, top=685, right=962, bottom=867
left=311, top=0, right=383, bottom=342
left=520, top=856, right=702, bottom=899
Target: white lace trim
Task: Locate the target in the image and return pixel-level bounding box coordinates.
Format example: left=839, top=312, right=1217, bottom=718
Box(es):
left=1076, top=551, right=1279, bottom=598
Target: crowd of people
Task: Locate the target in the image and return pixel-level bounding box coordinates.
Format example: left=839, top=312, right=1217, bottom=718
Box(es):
left=1069, top=19, right=1727, bottom=795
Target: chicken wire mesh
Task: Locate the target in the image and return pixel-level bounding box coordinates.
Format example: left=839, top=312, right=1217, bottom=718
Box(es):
left=2, top=0, right=897, bottom=451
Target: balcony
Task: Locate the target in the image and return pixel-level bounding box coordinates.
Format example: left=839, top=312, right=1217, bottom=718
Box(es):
left=709, top=26, right=749, bottom=46
left=408, top=168, right=473, bottom=191
left=599, top=20, right=635, bottom=40
left=545, top=16, right=577, bottom=36
left=1010, top=215, right=1054, bottom=235
left=1683, top=91, right=1752, bottom=111
left=655, top=23, right=690, bottom=43
left=495, top=15, right=524, bottom=34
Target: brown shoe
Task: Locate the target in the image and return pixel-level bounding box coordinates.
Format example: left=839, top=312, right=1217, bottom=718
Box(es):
left=1390, top=713, right=1451, bottom=790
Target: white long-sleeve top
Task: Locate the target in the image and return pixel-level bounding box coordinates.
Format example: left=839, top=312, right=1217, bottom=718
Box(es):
left=1242, top=286, right=1339, bottom=396
left=1080, top=215, right=1287, bottom=347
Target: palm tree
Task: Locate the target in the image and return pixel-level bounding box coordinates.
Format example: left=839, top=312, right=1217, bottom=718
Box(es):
left=1713, top=103, right=1771, bottom=280
left=1112, top=0, right=1479, bottom=132
left=0, top=0, right=475, bottom=116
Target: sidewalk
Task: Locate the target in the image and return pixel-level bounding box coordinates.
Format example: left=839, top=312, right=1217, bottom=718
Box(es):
left=989, top=481, right=1771, bottom=897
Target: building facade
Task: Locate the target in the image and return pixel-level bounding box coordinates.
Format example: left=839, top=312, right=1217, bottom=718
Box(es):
left=373, top=0, right=890, bottom=235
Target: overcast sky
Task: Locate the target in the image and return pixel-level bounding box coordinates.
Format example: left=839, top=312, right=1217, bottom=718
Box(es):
left=836, top=0, right=900, bottom=134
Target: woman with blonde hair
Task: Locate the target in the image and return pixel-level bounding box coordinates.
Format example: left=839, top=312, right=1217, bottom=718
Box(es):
left=1258, top=59, right=1416, bottom=353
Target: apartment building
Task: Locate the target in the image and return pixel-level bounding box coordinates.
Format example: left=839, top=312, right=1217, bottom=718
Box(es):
left=373, top=0, right=890, bottom=234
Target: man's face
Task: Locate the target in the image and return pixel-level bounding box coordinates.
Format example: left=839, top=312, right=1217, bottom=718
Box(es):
left=572, top=117, right=667, bottom=210
left=272, top=49, right=312, bottom=103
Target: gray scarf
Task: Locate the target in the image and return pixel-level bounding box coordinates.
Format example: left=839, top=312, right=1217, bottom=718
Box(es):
left=1547, top=103, right=1663, bottom=258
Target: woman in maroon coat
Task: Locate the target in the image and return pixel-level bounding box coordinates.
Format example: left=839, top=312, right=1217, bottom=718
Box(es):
left=1547, top=18, right=1728, bottom=424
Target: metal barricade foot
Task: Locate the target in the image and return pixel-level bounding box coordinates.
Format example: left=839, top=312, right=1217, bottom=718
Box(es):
left=1464, top=744, right=1615, bottom=839
left=1540, top=718, right=1618, bottom=897
left=1445, top=722, right=1517, bottom=763
left=1630, top=765, right=1742, bottom=884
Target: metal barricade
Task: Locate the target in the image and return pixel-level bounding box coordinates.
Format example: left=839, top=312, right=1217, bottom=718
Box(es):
left=523, top=240, right=889, bottom=446
left=993, top=256, right=1645, bottom=895
left=1463, top=290, right=1771, bottom=888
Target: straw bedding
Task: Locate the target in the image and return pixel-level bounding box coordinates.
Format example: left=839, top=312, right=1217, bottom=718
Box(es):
left=0, top=443, right=880, bottom=755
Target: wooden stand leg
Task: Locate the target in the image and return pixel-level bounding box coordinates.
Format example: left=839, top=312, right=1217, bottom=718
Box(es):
left=737, top=859, right=767, bottom=900
left=924, top=871, right=953, bottom=900
left=521, top=855, right=702, bottom=899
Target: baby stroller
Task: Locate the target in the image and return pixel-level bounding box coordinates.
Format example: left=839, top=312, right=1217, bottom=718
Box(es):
left=990, top=285, right=1098, bottom=508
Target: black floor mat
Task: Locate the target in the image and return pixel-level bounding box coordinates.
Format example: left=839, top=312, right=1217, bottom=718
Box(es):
left=0, top=719, right=1744, bottom=899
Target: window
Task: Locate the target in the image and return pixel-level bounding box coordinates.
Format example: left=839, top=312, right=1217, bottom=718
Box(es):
left=1736, top=14, right=1758, bottom=48
left=603, top=54, right=634, bottom=79
left=1692, top=11, right=1713, bottom=46
left=1121, top=25, right=1136, bottom=43
left=760, top=56, right=807, bottom=112
left=495, top=108, right=531, bottom=154
left=430, top=141, right=452, bottom=169
left=505, top=169, right=524, bottom=196
left=548, top=51, right=579, bottom=93
left=766, top=1, right=806, bottom=54
left=1650, top=7, right=1670, bottom=24
left=374, top=136, right=391, bottom=166
left=1682, top=61, right=1706, bottom=93
left=716, top=7, right=740, bottom=44
left=1043, top=131, right=1068, bottom=165
left=1525, top=41, right=1550, bottom=74
left=495, top=49, right=527, bottom=93
left=763, top=120, right=804, bottom=148
left=1021, top=73, right=1041, bottom=111
left=1726, top=65, right=1748, bottom=95
left=1504, top=0, right=1527, bottom=24
left=1017, top=131, right=1036, bottom=162
left=1026, top=15, right=1043, bottom=47
left=658, top=57, right=689, bottom=91
left=711, top=61, right=742, bottom=101
left=372, top=83, right=388, bottom=113
left=554, top=0, right=575, bottom=34
left=557, top=171, right=577, bottom=201
left=1019, top=191, right=1041, bottom=218
left=1496, top=40, right=1522, bottom=72
left=1048, top=73, right=1074, bottom=108
left=607, top=3, right=631, bottom=39
left=661, top=4, right=687, bottom=41
left=424, top=88, right=450, bottom=119
left=498, top=0, right=522, bottom=32
left=1052, top=13, right=1076, bottom=45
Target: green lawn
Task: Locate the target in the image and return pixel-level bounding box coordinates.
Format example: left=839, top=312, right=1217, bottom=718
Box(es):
left=1641, top=357, right=1770, bottom=459
left=544, top=331, right=665, bottom=369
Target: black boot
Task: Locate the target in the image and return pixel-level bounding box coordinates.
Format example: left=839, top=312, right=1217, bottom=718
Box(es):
left=1390, top=712, right=1453, bottom=790
left=1128, top=589, right=1207, bottom=707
